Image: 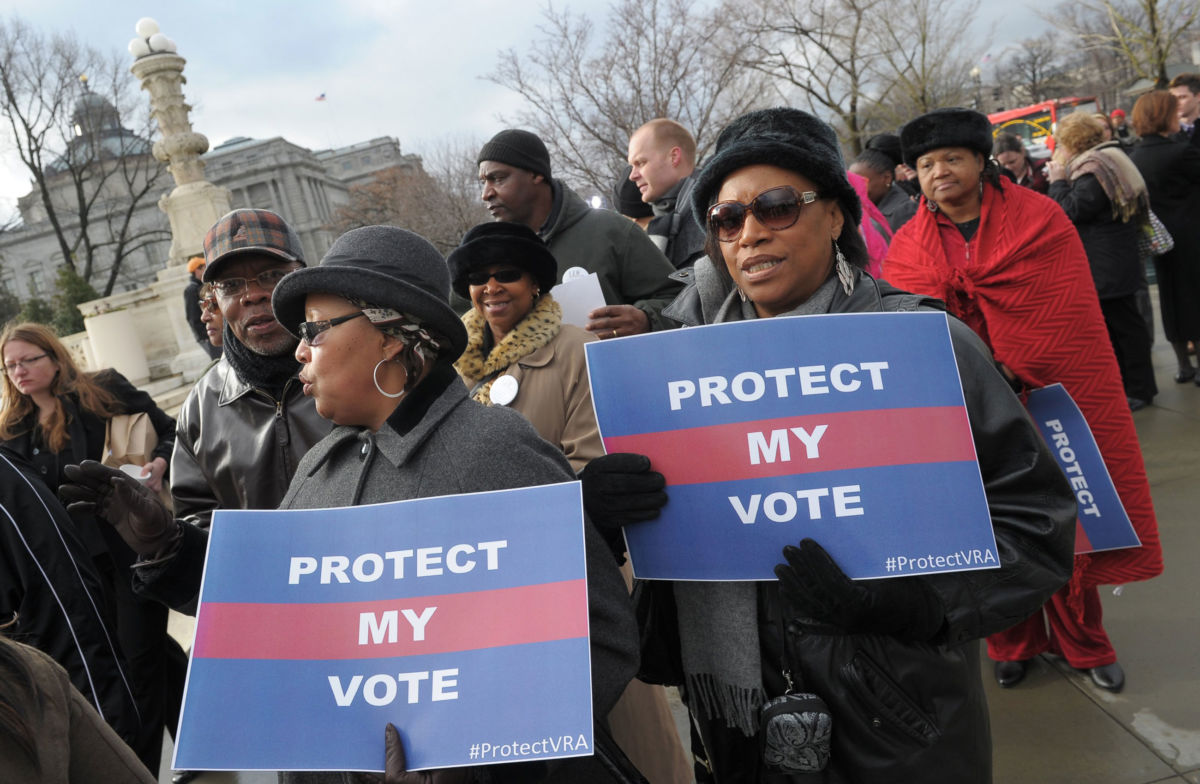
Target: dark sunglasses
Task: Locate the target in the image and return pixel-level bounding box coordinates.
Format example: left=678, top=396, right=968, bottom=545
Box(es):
left=466, top=268, right=524, bottom=287
left=297, top=311, right=366, bottom=346
left=707, top=186, right=820, bottom=243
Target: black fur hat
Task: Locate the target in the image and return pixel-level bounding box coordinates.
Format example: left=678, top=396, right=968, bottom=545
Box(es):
left=689, top=107, right=862, bottom=230
left=899, top=108, right=993, bottom=168
left=446, top=222, right=559, bottom=299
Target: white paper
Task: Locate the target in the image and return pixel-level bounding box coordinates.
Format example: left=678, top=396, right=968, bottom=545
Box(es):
left=550, top=272, right=606, bottom=328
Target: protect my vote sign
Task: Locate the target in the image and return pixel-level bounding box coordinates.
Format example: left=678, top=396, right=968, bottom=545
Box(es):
left=585, top=311, right=999, bottom=581
left=173, top=482, right=593, bottom=773
left=1026, top=384, right=1141, bottom=554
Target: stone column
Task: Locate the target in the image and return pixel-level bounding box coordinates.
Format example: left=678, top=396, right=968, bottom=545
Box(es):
left=127, top=19, right=232, bottom=380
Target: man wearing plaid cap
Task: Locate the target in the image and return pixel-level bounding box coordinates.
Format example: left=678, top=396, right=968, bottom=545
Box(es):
left=166, top=209, right=332, bottom=537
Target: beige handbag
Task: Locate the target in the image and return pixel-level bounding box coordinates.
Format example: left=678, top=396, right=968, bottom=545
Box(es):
left=103, top=412, right=173, bottom=508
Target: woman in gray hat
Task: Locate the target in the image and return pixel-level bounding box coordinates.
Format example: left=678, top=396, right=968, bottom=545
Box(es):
left=627, top=107, right=1075, bottom=782
left=61, top=226, right=638, bottom=783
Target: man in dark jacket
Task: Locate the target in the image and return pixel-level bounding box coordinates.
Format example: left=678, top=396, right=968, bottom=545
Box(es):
left=627, top=118, right=706, bottom=268
left=1169, top=73, right=1200, bottom=148
left=169, top=209, right=331, bottom=526
left=477, top=129, right=682, bottom=338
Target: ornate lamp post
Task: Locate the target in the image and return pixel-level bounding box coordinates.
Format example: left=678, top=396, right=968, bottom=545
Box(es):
left=128, top=17, right=231, bottom=267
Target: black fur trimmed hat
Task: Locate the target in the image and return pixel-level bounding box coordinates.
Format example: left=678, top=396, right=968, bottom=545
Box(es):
left=689, top=107, right=861, bottom=231
left=446, top=222, right=559, bottom=299
left=899, top=108, right=993, bottom=168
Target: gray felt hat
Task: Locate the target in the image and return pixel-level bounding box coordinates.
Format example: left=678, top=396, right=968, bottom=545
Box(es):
left=271, top=226, right=467, bottom=361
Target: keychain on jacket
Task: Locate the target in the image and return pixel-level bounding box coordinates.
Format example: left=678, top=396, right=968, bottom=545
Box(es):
left=760, top=601, right=833, bottom=773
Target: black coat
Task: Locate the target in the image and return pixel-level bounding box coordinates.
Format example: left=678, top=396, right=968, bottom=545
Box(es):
left=1131, top=135, right=1200, bottom=340
left=1130, top=135, right=1200, bottom=263
left=0, top=450, right=141, bottom=747
left=1047, top=174, right=1142, bottom=299
left=661, top=268, right=1076, bottom=784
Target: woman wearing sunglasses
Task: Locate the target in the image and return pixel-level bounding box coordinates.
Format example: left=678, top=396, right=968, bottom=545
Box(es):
left=448, top=222, right=692, bottom=783
left=638, top=108, right=1076, bottom=782
left=448, top=221, right=603, bottom=472
left=884, top=109, right=1163, bottom=696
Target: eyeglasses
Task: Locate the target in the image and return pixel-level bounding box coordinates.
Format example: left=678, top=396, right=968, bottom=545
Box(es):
left=466, top=268, right=525, bottom=287
left=211, top=268, right=293, bottom=298
left=707, top=186, right=820, bottom=243
left=298, top=312, right=366, bottom=346
left=3, top=353, right=49, bottom=375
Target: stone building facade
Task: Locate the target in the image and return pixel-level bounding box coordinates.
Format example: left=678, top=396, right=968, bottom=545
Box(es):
left=0, top=95, right=419, bottom=303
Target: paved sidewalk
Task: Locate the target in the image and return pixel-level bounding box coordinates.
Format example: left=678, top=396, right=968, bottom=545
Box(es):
left=157, top=317, right=1200, bottom=784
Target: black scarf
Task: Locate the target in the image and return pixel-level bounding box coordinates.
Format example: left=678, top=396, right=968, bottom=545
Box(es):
left=220, top=324, right=301, bottom=399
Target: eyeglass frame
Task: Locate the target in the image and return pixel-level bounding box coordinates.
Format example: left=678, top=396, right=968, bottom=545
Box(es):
left=2, top=353, right=50, bottom=376
left=297, top=311, right=367, bottom=346
left=210, top=266, right=298, bottom=299
left=706, top=186, right=821, bottom=243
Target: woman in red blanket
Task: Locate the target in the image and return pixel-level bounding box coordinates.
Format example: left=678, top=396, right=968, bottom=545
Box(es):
left=883, top=108, right=1163, bottom=693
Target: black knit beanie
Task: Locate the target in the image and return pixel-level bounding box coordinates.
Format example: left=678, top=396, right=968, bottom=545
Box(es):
left=613, top=166, right=652, bottom=219
left=477, top=129, right=552, bottom=180
left=899, top=108, right=993, bottom=168
left=689, top=107, right=862, bottom=230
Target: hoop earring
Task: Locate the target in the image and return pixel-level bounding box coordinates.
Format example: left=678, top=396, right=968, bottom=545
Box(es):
left=926, top=198, right=939, bottom=213
left=834, top=240, right=855, bottom=295
left=373, top=359, right=405, bottom=399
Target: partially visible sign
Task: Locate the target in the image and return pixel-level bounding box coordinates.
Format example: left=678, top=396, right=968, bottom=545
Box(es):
left=174, top=483, right=593, bottom=773
left=1026, top=384, right=1141, bottom=554
left=585, top=311, right=999, bottom=581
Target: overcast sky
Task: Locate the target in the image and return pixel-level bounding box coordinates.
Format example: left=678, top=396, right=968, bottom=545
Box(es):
left=0, top=0, right=1044, bottom=220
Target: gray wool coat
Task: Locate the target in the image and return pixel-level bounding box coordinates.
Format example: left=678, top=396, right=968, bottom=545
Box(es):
left=279, top=364, right=638, bottom=784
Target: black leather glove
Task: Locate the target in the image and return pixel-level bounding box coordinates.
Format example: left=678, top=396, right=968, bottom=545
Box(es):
left=579, top=452, right=668, bottom=529
left=774, top=538, right=944, bottom=642
left=354, top=724, right=475, bottom=784
left=59, top=460, right=178, bottom=556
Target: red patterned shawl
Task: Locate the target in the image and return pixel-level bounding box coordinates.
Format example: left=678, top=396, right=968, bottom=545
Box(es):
left=883, top=178, right=1162, bottom=601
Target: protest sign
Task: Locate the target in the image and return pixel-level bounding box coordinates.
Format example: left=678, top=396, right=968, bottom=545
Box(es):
left=173, top=482, right=593, bottom=773
left=1026, top=384, right=1141, bottom=554
left=585, top=311, right=998, bottom=581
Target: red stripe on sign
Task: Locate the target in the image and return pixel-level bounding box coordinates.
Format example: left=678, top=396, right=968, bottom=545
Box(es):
left=192, top=579, right=588, bottom=661
left=602, top=407, right=976, bottom=486
left=1073, top=519, right=1094, bottom=555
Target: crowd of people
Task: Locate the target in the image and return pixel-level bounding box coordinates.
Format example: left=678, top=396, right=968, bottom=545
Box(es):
left=4, top=75, right=1194, bottom=783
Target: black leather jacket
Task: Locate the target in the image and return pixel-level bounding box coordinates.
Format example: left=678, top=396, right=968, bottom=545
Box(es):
left=660, top=265, right=1076, bottom=783
left=170, top=357, right=331, bottom=526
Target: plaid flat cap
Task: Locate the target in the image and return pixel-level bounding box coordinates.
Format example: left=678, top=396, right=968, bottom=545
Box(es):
left=202, top=209, right=306, bottom=281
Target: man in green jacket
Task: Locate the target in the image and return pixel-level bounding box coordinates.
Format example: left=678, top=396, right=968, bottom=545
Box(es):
left=477, top=129, right=682, bottom=336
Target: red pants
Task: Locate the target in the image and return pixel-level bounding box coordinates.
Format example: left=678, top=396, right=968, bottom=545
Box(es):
left=987, top=583, right=1117, bottom=669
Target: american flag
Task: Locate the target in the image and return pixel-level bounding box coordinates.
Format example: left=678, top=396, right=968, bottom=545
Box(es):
left=315, top=93, right=326, bottom=102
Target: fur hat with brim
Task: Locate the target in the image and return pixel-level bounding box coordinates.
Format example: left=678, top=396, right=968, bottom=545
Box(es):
left=272, top=226, right=467, bottom=361
left=690, top=107, right=862, bottom=231
left=900, top=108, right=993, bottom=168
left=446, top=222, right=559, bottom=299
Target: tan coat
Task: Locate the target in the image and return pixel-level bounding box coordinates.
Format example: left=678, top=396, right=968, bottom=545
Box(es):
left=486, top=324, right=604, bottom=473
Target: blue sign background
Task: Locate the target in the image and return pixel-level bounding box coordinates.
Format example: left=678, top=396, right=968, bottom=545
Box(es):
left=585, top=312, right=999, bottom=581
left=173, top=482, right=594, bottom=773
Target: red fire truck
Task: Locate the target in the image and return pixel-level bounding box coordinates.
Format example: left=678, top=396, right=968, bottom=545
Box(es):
left=987, top=96, right=1099, bottom=158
